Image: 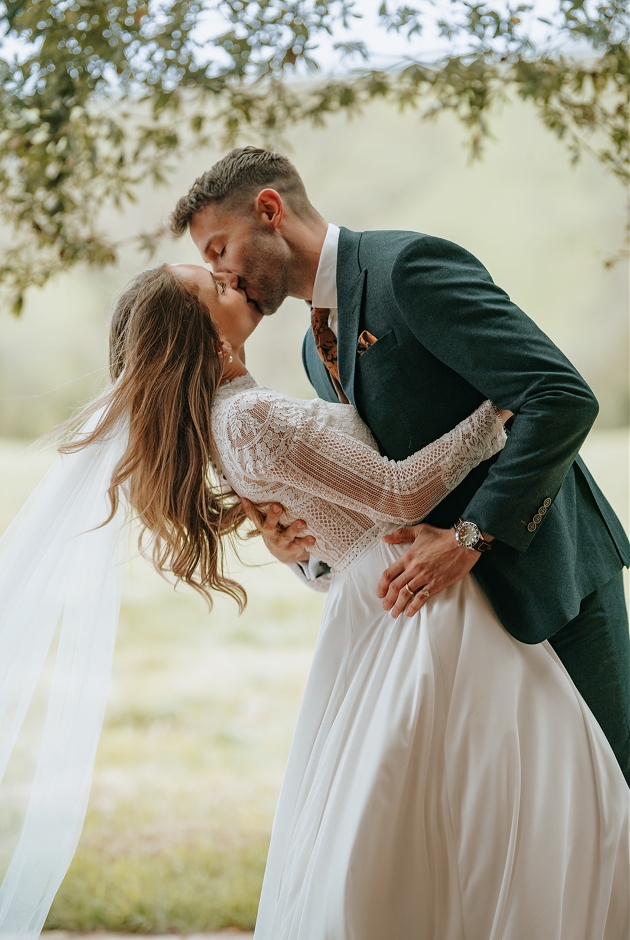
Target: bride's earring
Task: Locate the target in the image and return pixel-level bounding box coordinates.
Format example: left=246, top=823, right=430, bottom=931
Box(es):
left=219, top=342, right=233, bottom=363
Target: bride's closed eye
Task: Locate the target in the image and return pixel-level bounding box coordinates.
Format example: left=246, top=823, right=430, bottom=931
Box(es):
left=210, top=272, right=227, bottom=295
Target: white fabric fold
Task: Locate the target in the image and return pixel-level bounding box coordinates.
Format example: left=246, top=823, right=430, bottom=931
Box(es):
left=255, top=540, right=629, bottom=939
left=0, top=409, right=128, bottom=937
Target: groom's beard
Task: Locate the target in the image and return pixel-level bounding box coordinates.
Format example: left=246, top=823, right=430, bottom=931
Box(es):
left=243, top=227, right=292, bottom=316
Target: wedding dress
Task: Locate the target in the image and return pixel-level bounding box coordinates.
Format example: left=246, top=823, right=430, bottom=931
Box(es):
left=212, top=374, right=629, bottom=940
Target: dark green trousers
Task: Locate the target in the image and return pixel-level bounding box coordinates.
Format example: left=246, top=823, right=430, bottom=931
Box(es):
left=548, top=571, right=630, bottom=786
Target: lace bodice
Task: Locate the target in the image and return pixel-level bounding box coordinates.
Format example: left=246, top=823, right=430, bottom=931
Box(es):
left=211, top=374, right=506, bottom=574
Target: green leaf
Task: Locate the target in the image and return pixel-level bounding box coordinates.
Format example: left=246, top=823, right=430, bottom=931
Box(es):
left=0, top=0, right=627, bottom=311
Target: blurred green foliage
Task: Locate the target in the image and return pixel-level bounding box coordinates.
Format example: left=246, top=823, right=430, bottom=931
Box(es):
left=0, top=0, right=628, bottom=313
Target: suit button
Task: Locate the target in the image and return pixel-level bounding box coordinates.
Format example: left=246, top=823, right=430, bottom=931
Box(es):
left=543, top=498, right=552, bottom=508
left=533, top=513, right=542, bottom=524
left=528, top=522, right=537, bottom=532
left=539, top=506, right=547, bottom=516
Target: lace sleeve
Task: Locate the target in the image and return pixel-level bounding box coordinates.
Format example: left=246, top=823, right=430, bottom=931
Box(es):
left=223, top=392, right=506, bottom=525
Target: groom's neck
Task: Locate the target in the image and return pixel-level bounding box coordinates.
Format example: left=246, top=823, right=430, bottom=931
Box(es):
left=282, top=212, right=329, bottom=301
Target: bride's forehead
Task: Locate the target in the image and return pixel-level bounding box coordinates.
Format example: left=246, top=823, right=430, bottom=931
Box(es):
left=169, top=262, right=207, bottom=282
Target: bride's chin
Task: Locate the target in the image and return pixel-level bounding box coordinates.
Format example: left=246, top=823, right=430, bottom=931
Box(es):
left=248, top=306, right=264, bottom=328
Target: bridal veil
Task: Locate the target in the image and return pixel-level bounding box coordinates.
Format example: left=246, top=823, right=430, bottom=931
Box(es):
left=0, top=407, right=128, bottom=937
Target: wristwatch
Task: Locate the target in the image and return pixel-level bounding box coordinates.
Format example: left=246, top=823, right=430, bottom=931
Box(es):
left=453, top=518, right=492, bottom=553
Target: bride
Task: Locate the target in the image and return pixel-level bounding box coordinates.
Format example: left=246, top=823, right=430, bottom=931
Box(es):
left=0, top=261, right=627, bottom=939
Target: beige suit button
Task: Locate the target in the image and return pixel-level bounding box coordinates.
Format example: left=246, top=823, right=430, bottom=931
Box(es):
left=527, top=522, right=537, bottom=532
left=533, top=513, right=542, bottom=524
left=543, top=498, right=552, bottom=508
left=539, top=506, right=547, bottom=516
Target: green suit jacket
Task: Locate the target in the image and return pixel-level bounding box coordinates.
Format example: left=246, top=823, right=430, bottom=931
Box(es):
left=302, top=228, right=629, bottom=643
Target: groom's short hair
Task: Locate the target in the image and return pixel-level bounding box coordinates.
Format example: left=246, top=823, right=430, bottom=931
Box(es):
left=170, top=147, right=313, bottom=235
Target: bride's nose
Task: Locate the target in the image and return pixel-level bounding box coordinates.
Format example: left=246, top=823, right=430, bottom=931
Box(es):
left=218, top=272, right=239, bottom=290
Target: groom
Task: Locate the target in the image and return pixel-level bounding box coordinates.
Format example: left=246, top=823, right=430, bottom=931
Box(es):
left=170, top=147, right=630, bottom=784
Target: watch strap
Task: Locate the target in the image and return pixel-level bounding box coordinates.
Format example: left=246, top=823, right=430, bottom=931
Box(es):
left=473, top=538, right=492, bottom=553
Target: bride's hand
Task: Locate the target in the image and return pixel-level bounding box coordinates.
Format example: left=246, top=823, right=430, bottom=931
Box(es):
left=241, top=499, right=315, bottom=564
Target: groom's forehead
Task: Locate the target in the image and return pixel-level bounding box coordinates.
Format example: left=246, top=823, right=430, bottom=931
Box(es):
left=190, top=202, right=250, bottom=260
left=191, top=202, right=248, bottom=241
left=190, top=202, right=223, bottom=237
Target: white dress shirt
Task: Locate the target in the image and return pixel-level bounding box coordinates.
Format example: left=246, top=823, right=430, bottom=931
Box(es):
left=311, top=223, right=340, bottom=335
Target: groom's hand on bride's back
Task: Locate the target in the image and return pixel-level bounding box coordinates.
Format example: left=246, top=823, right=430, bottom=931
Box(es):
left=241, top=499, right=315, bottom=564
left=378, top=410, right=511, bottom=617
left=377, top=523, right=489, bottom=618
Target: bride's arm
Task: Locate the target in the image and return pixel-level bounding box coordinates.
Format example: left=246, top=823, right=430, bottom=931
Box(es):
left=223, top=392, right=507, bottom=525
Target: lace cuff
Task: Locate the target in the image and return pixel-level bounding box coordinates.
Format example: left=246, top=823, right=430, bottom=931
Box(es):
left=441, top=400, right=506, bottom=490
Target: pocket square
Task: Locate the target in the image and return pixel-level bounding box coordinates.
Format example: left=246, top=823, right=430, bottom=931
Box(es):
left=357, top=330, right=378, bottom=355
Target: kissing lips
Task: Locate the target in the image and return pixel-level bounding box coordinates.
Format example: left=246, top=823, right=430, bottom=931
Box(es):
left=237, top=278, right=264, bottom=316
left=245, top=292, right=263, bottom=316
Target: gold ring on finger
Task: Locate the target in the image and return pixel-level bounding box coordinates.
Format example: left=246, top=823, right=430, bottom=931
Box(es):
left=418, top=588, right=430, bottom=598
left=402, top=583, right=416, bottom=597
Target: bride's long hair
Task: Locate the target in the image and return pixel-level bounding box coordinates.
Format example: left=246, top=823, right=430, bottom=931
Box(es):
left=60, top=264, right=249, bottom=609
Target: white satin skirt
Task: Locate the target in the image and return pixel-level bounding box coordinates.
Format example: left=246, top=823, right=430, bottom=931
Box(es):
left=254, top=541, right=629, bottom=940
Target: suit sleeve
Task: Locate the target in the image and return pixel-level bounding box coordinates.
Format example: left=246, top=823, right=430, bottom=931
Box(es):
left=391, top=236, right=599, bottom=552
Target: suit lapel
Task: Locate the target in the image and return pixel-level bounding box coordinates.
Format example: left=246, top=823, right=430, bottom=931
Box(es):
left=336, top=227, right=366, bottom=408
left=302, top=329, right=339, bottom=403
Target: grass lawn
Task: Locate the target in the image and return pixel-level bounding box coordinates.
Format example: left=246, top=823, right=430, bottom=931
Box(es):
left=47, top=537, right=324, bottom=933
left=0, top=430, right=627, bottom=932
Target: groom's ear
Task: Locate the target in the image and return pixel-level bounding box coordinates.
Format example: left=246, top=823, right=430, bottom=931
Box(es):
left=254, top=189, right=284, bottom=230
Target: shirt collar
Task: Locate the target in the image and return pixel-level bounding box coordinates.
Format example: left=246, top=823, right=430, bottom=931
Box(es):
left=311, top=223, right=340, bottom=309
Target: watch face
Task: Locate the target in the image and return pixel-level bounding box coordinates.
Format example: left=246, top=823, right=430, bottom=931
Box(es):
left=457, top=521, right=480, bottom=549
